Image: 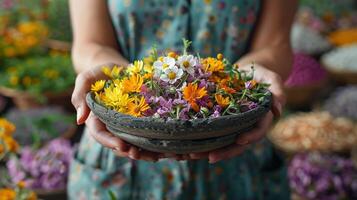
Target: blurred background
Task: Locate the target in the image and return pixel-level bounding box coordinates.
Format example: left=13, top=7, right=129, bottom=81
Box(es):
left=0, top=0, right=356, bottom=199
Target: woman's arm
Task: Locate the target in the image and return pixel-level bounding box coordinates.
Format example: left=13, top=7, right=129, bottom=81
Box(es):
left=238, top=0, right=298, bottom=80
left=193, top=0, right=298, bottom=163
left=70, top=0, right=161, bottom=161
left=69, top=0, right=128, bottom=73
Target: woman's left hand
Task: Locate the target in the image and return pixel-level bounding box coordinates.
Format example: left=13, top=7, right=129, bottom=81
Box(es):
left=188, top=64, right=286, bottom=163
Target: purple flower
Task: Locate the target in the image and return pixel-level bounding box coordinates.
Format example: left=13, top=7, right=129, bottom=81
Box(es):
left=156, top=98, right=173, bottom=117
left=289, top=152, right=357, bottom=200
left=7, top=138, right=74, bottom=190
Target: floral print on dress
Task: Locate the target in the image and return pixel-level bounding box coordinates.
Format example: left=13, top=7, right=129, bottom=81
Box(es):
left=68, top=0, right=290, bottom=199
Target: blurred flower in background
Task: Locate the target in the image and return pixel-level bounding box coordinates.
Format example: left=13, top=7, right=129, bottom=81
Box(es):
left=289, top=152, right=357, bottom=200
left=0, top=118, right=18, bottom=159
left=7, top=138, right=73, bottom=190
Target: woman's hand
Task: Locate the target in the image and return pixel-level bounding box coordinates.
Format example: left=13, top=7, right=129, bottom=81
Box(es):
left=189, top=64, right=286, bottom=163
left=71, top=64, right=163, bottom=162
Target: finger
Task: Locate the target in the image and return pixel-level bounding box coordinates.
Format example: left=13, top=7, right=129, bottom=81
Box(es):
left=127, top=146, right=162, bottom=162
left=72, top=66, right=111, bottom=125
left=208, top=144, right=247, bottom=164
left=268, top=74, right=285, bottom=118
left=189, top=152, right=209, bottom=160
left=236, top=111, right=273, bottom=145
left=72, top=70, right=97, bottom=125
left=86, top=113, right=129, bottom=152
left=112, top=148, right=129, bottom=157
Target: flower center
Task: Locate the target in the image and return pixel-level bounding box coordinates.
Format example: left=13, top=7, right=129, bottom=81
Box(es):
left=163, top=63, right=169, bottom=69
left=168, top=72, right=176, bottom=80
left=183, top=61, right=190, bottom=68
left=134, top=107, right=141, bottom=113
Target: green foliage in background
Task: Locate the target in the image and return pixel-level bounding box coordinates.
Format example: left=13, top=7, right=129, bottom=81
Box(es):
left=299, top=0, right=356, bottom=18
left=47, top=0, right=72, bottom=41
left=0, top=54, right=75, bottom=95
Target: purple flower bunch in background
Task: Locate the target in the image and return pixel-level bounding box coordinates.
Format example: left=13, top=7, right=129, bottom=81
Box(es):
left=289, top=152, right=357, bottom=200
left=6, top=138, right=73, bottom=190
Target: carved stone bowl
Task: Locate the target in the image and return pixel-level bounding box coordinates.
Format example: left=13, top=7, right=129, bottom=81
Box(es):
left=86, top=92, right=272, bottom=154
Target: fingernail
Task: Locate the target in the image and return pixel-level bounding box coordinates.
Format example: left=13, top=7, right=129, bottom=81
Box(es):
left=76, top=107, right=82, bottom=125
left=236, top=140, right=249, bottom=145
left=209, top=159, right=218, bottom=164
left=112, top=147, right=119, bottom=152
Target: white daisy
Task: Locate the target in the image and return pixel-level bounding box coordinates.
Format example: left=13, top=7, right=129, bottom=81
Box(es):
left=153, top=57, right=176, bottom=78
left=160, top=65, right=183, bottom=84
left=177, top=55, right=197, bottom=75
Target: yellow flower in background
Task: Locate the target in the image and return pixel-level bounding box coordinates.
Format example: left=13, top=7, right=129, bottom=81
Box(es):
left=102, top=65, right=122, bottom=79
left=0, top=188, right=16, bottom=200
left=22, top=76, right=32, bottom=87
left=214, top=94, right=230, bottom=108
left=0, top=118, right=16, bottom=136
left=127, top=96, right=150, bottom=117
left=0, top=118, right=18, bottom=155
left=126, top=60, right=144, bottom=75
left=122, top=74, right=143, bottom=93
left=91, top=80, right=106, bottom=92
left=102, top=86, right=131, bottom=112
left=16, top=181, right=26, bottom=189
left=3, top=47, right=16, bottom=57
left=9, top=76, right=19, bottom=86
left=43, top=69, right=59, bottom=79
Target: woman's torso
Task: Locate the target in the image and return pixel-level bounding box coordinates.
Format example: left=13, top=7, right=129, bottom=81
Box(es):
left=68, top=1, right=290, bottom=199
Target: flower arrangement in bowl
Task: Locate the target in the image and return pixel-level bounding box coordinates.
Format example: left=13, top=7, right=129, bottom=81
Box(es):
left=87, top=40, right=272, bottom=154
left=0, top=54, right=75, bottom=110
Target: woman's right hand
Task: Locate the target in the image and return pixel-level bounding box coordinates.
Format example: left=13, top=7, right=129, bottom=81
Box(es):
left=71, top=64, right=164, bottom=162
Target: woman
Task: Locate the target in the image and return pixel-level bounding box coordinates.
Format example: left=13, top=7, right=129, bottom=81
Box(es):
left=68, top=0, right=297, bottom=199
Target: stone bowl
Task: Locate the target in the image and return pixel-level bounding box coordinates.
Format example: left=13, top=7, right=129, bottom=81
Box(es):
left=86, top=91, right=272, bottom=140
left=86, top=91, right=272, bottom=153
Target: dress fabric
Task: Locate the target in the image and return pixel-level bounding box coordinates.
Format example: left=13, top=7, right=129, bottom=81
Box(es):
left=68, top=0, right=290, bottom=199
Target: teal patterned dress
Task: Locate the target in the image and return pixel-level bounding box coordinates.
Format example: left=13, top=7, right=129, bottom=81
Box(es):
left=68, top=0, right=290, bottom=199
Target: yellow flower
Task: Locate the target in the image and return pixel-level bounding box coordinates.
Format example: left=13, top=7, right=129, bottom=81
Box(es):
left=127, top=96, right=150, bottom=117
left=0, top=188, right=16, bottom=200
left=214, top=94, right=230, bottom=108
left=102, top=65, right=122, bottom=78
left=0, top=118, right=16, bottom=136
left=102, top=86, right=131, bottom=113
left=17, top=181, right=26, bottom=189
left=126, top=60, right=144, bottom=75
left=3, top=47, right=16, bottom=57
left=202, top=57, right=225, bottom=73
left=9, top=76, right=19, bottom=86
left=167, top=51, right=177, bottom=59
left=22, top=76, right=32, bottom=87
left=91, top=80, right=106, bottom=92
left=122, top=74, right=143, bottom=93
left=143, top=56, right=155, bottom=68
left=43, top=69, right=59, bottom=79
left=183, top=83, right=207, bottom=112
left=217, top=53, right=224, bottom=61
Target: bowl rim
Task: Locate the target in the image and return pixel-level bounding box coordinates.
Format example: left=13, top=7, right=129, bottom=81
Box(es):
left=86, top=90, right=272, bottom=123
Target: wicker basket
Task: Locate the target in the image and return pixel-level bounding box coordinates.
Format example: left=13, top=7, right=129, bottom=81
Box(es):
left=34, top=188, right=67, bottom=200
left=322, top=62, right=357, bottom=84
left=0, top=87, right=73, bottom=111
left=284, top=79, right=327, bottom=108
